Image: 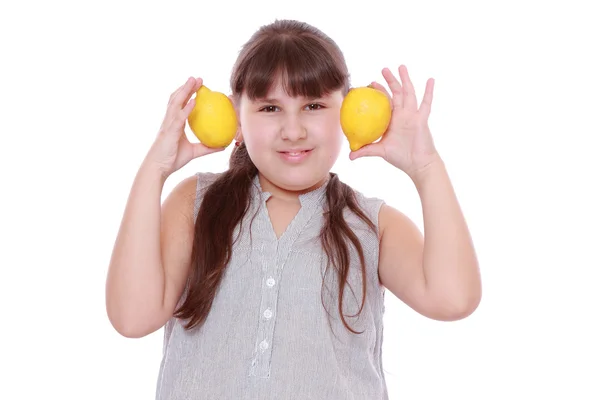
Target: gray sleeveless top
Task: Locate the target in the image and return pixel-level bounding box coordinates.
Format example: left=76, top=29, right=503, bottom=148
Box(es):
left=155, top=172, right=388, bottom=399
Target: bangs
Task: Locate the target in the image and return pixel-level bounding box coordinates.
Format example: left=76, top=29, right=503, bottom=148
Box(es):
left=231, top=33, right=349, bottom=100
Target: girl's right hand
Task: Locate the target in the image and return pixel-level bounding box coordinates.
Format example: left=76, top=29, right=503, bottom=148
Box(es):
left=145, top=77, right=226, bottom=178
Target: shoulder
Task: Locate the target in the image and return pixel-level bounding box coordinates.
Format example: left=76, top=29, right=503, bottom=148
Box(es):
left=191, top=170, right=222, bottom=198
left=163, top=172, right=224, bottom=221
left=166, top=172, right=220, bottom=203
left=338, top=178, right=386, bottom=237
left=190, top=171, right=223, bottom=194
left=339, top=179, right=417, bottom=241
left=353, top=190, right=385, bottom=222
left=378, top=203, right=420, bottom=241
left=190, top=172, right=223, bottom=220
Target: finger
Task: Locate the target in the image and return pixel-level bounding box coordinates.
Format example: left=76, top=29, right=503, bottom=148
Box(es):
left=419, top=78, right=435, bottom=119
left=162, top=97, right=196, bottom=138
left=165, top=77, right=195, bottom=122
left=175, top=77, right=202, bottom=110
left=381, top=68, right=403, bottom=109
left=167, top=98, right=196, bottom=133
left=398, top=65, right=417, bottom=111
left=168, top=77, right=194, bottom=106
left=349, top=142, right=385, bottom=160
left=192, top=142, right=226, bottom=159
left=369, top=81, right=393, bottom=107
left=166, top=77, right=202, bottom=123
left=181, top=97, right=196, bottom=119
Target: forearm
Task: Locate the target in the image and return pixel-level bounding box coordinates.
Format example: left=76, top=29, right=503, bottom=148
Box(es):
left=411, top=156, right=481, bottom=313
left=105, top=159, right=168, bottom=334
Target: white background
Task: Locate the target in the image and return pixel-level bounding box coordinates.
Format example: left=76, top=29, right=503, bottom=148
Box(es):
left=1, top=0, right=599, bottom=399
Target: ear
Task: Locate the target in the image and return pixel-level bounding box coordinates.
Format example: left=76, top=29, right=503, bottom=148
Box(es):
left=228, top=95, right=241, bottom=122
left=228, top=94, right=239, bottom=112
left=229, top=94, right=243, bottom=142
left=234, top=128, right=243, bottom=142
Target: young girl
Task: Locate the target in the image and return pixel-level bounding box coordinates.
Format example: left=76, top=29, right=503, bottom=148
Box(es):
left=106, top=19, right=481, bottom=400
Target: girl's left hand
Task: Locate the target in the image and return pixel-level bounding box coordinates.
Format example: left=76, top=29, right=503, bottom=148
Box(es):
left=349, top=65, right=440, bottom=179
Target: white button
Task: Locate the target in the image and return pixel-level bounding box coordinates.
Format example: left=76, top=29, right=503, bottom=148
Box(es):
left=263, top=309, right=273, bottom=319
left=266, top=278, right=275, bottom=287
left=259, top=340, right=269, bottom=350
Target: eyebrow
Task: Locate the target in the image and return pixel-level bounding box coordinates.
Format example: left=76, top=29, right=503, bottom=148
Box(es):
left=253, top=96, right=324, bottom=104
left=254, top=98, right=279, bottom=104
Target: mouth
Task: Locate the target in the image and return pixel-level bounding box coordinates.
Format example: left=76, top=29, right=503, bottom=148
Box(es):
left=277, top=148, right=314, bottom=163
left=279, top=150, right=311, bottom=156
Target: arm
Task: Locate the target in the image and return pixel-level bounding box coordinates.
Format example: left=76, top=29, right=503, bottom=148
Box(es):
left=105, top=161, right=197, bottom=338
left=378, top=157, right=481, bottom=321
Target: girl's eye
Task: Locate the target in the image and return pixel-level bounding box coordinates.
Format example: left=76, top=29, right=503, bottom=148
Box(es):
left=259, top=104, right=323, bottom=112
left=306, top=103, right=323, bottom=111
left=260, top=105, right=279, bottom=112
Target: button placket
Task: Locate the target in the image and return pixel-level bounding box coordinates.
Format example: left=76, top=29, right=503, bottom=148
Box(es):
left=249, top=245, right=279, bottom=378
left=248, top=178, right=327, bottom=379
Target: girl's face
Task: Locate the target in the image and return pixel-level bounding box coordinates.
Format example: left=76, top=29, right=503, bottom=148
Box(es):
left=238, top=80, right=344, bottom=193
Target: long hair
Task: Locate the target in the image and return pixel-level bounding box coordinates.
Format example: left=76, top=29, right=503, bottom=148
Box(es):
left=174, top=19, right=377, bottom=334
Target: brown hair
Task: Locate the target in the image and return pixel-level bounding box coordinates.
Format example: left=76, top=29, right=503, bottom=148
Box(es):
left=174, top=19, right=376, bottom=334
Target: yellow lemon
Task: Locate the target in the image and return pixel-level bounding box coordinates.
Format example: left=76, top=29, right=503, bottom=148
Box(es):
left=188, top=85, right=237, bottom=148
left=340, top=86, right=392, bottom=151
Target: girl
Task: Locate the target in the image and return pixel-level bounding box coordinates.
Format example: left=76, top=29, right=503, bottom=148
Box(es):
left=106, top=19, right=481, bottom=400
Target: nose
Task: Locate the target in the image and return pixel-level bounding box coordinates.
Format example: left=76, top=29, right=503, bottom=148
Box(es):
left=280, top=113, right=307, bottom=141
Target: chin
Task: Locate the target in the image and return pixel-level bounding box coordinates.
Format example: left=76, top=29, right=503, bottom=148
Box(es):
left=263, top=167, right=328, bottom=193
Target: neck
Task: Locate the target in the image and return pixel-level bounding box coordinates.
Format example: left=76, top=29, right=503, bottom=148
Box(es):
left=258, top=173, right=330, bottom=202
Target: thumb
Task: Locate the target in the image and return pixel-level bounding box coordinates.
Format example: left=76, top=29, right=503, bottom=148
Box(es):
left=349, top=142, right=384, bottom=160
left=192, top=142, right=226, bottom=159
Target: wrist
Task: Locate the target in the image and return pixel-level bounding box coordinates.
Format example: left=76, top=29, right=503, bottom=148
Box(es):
left=408, top=153, right=445, bottom=184
left=140, top=156, right=171, bottom=185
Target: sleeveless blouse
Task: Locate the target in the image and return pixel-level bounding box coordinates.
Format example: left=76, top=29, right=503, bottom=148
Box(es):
left=155, top=172, right=388, bottom=399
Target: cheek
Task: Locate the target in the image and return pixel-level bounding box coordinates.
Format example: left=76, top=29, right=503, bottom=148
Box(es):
left=331, top=130, right=344, bottom=158
left=316, top=115, right=344, bottom=147
left=241, top=114, right=272, bottom=148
